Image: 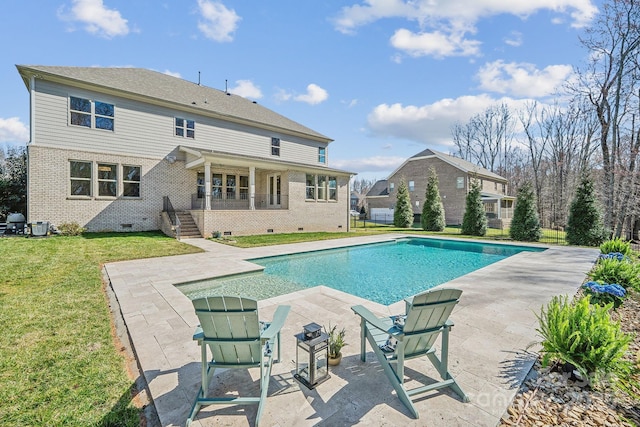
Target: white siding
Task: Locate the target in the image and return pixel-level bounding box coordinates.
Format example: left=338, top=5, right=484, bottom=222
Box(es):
left=33, top=79, right=329, bottom=166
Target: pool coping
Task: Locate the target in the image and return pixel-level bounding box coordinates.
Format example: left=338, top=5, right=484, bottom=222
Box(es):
left=105, top=234, right=599, bottom=426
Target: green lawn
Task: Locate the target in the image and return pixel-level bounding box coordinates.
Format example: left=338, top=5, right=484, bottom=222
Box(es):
left=0, top=232, right=201, bottom=427
left=0, top=226, right=571, bottom=426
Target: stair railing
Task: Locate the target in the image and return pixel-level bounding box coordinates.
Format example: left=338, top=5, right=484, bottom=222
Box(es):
left=163, top=196, right=181, bottom=240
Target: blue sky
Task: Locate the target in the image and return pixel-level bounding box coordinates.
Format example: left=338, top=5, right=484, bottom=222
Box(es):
left=0, top=0, right=600, bottom=181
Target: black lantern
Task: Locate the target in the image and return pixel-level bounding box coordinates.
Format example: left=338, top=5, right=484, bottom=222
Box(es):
left=294, top=323, right=330, bottom=389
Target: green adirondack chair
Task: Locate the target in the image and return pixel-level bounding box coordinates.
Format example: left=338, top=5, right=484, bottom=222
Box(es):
left=187, top=295, right=291, bottom=427
left=351, top=288, right=469, bottom=419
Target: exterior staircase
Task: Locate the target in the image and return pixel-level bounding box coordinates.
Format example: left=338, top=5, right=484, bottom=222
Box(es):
left=175, top=211, right=202, bottom=238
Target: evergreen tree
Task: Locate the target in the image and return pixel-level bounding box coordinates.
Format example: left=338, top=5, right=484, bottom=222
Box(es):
left=566, top=174, right=606, bottom=246
left=509, top=182, right=542, bottom=241
left=421, top=167, right=445, bottom=231
left=393, top=179, right=414, bottom=228
left=461, top=178, right=487, bottom=236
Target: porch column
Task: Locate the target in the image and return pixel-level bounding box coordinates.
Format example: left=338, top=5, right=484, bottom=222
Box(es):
left=249, top=166, right=256, bottom=210
left=497, top=196, right=502, bottom=219
left=204, top=161, right=211, bottom=210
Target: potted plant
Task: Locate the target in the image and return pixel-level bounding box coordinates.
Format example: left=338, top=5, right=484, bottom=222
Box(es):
left=325, top=324, right=347, bottom=366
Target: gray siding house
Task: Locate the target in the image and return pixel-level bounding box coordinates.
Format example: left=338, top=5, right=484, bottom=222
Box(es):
left=17, top=65, right=353, bottom=237
left=366, top=149, right=513, bottom=227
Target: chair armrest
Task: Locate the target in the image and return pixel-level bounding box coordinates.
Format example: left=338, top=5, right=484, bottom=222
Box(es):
left=193, top=326, right=204, bottom=341
left=352, top=305, right=394, bottom=333
left=261, top=305, right=291, bottom=341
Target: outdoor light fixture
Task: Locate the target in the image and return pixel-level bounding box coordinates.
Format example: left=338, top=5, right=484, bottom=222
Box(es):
left=294, top=323, right=330, bottom=389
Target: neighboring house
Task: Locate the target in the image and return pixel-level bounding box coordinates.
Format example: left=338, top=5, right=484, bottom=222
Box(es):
left=366, top=148, right=514, bottom=227
left=17, top=65, right=353, bottom=237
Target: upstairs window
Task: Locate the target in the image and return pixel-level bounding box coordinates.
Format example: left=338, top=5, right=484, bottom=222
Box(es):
left=389, top=182, right=394, bottom=192
left=271, top=137, right=280, bottom=156
left=175, top=118, right=195, bottom=138
left=408, top=180, right=415, bottom=192
left=94, top=101, right=114, bottom=130
left=456, top=177, right=464, bottom=189
left=318, top=147, right=326, bottom=163
left=70, top=96, right=114, bottom=131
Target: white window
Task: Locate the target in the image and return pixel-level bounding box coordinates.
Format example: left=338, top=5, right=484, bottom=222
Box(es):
left=318, top=175, right=327, bottom=200
left=175, top=118, right=195, bottom=138
left=70, top=161, right=92, bottom=196
left=123, top=165, right=141, bottom=198
left=328, top=177, right=337, bottom=201
left=389, top=182, right=394, bottom=192
left=70, top=96, right=114, bottom=131
left=306, top=174, right=316, bottom=200
left=456, top=177, right=464, bottom=189
left=271, top=137, right=280, bottom=156
left=409, top=180, right=415, bottom=192
left=97, top=163, right=117, bottom=197
left=318, top=147, right=326, bottom=163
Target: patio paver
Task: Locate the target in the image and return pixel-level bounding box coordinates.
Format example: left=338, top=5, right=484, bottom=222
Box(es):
left=104, top=235, right=599, bottom=427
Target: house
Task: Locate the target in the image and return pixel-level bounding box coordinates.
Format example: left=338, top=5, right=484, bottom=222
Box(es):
left=366, top=148, right=513, bottom=227
left=17, top=65, right=354, bottom=237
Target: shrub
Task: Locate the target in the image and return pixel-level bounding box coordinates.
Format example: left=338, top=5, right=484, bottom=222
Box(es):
left=582, top=281, right=627, bottom=309
left=56, top=222, right=86, bottom=236
left=600, top=238, right=632, bottom=256
left=536, top=295, right=633, bottom=383
left=421, top=167, right=445, bottom=232
left=509, top=182, right=542, bottom=242
left=461, top=178, right=487, bottom=236
left=393, top=179, right=413, bottom=228
left=566, top=174, right=606, bottom=246
left=589, top=258, right=640, bottom=292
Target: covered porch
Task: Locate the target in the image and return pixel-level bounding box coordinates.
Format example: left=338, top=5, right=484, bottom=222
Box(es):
left=482, top=192, right=515, bottom=228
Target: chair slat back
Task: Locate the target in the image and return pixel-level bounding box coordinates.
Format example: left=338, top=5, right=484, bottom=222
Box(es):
left=193, top=296, right=262, bottom=365
left=402, top=288, right=461, bottom=356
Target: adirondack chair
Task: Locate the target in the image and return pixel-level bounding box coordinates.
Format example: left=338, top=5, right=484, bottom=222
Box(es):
left=187, top=295, right=291, bottom=427
left=351, top=288, right=469, bottom=419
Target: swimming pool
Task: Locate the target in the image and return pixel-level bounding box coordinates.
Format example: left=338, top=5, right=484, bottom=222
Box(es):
left=176, top=237, right=545, bottom=305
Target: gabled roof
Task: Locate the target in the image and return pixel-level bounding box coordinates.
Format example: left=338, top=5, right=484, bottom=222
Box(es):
left=366, top=180, right=389, bottom=197
left=16, top=65, right=331, bottom=143
left=407, top=148, right=507, bottom=182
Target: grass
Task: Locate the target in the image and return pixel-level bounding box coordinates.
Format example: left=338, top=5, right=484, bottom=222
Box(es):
left=218, top=221, right=569, bottom=248
left=0, top=232, right=201, bottom=427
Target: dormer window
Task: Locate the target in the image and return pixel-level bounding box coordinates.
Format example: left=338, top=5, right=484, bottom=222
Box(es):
left=175, top=118, right=195, bottom=138
left=271, top=137, right=280, bottom=156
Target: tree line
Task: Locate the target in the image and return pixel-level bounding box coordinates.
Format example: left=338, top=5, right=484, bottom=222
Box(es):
left=450, top=0, right=640, bottom=239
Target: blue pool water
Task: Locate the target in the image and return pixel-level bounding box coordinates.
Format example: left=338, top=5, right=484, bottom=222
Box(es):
left=177, top=238, right=544, bottom=305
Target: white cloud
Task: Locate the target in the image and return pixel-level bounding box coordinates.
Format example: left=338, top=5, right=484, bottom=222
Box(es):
left=476, top=60, right=573, bottom=97
left=341, top=99, right=359, bottom=108
left=333, top=0, right=597, bottom=57
left=59, top=0, right=129, bottom=38
left=0, top=117, right=29, bottom=144
left=367, top=94, right=532, bottom=145
left=390, top=27, right=481, bottom=58
left=334, top=0, right=597, bottom=33
left=163, top=70, right=182, bottom=78
left=504, top=31, right=523, bottom=47
left=197, top=0, right=241, bottom=42
left=294, top=84, right=329, bottom=105
left=229, top=80, right=263, bottom=99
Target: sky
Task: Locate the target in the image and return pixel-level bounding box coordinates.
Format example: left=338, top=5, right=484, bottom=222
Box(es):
left=0, top=0, right=602, bottom=182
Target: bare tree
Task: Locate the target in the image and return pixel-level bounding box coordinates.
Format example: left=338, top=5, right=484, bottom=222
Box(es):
left=574, top=0, right=640, bottom=236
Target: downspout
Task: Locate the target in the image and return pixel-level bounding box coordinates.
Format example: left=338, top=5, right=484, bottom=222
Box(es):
left=27, top=75, right=36, bottom=222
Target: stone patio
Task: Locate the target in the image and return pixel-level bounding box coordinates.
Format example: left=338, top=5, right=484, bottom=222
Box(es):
left=104, top=235, right=599, bottom=427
